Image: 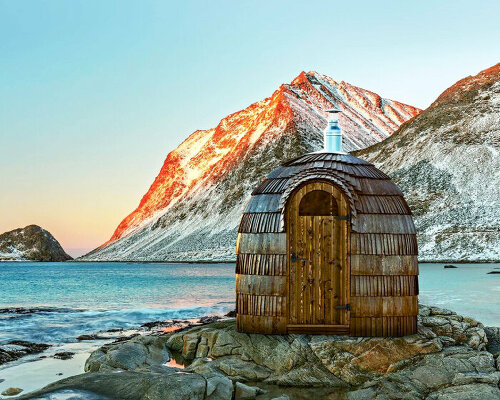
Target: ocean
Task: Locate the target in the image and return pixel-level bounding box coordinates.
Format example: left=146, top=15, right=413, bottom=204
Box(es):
left=0, top=261, right=499, bottom=346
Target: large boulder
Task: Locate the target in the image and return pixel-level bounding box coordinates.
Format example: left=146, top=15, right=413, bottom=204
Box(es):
left=85, top=335, right=170, bottom=372
left=18, top=369, right=234, bottom=400
left=485, top=326, right=500, bottom=355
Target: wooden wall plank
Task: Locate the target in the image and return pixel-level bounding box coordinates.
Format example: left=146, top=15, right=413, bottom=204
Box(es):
left=238, top=212, right=282, bottom=233
left=349, top=316, right=417, bottom=337
left=353, top=214, right=416, bottom=234
left=287, top=325, right=349, bottom=335
left=237, top=233, right=287, bottom=254
left=351, top=276, right=419, bottom=296
left=236, top=254, right=287, bottom=276
left=237, top=314, right=287, bottom=334
left=351, top=233, right=418, bottom=255
left=236, top=293, right=286, bottom=317
left=351, top=295, right=418, bottom=317
left=236, top=274, right=287, bottom=296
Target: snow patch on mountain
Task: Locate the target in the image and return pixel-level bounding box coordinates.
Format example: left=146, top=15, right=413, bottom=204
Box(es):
left=82, top=71, right=420, bottom=262
left=357, top=64, right=500, bottom=262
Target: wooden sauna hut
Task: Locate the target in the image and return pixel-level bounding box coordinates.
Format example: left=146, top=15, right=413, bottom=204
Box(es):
left=235, top=109, right=418, bottom=337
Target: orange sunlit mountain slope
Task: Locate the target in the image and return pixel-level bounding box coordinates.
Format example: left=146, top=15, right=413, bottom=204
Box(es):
left=86, top=71, right=420, bottom=260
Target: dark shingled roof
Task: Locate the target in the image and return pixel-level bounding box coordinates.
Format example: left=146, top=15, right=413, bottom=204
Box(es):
left=239, top=152, right=413, bottom=234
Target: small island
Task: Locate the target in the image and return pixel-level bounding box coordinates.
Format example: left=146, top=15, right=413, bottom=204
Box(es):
left=0, top=225, right=72, bottom=262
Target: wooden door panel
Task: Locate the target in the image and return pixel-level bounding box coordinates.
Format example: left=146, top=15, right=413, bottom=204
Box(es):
left=287, top=181, right=349, bottom=329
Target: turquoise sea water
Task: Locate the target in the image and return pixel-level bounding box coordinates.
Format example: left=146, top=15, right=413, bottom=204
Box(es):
left=0, top=262, right=498, bottom=345
left=0, top=262, right=235, bottom=344
left=418, top=263, right=500, bottom=326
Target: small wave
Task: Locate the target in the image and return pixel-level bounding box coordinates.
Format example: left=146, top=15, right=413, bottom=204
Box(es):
left=0, top=303, right=234, bottom=345
left=0, top=307, right=86, bottom=315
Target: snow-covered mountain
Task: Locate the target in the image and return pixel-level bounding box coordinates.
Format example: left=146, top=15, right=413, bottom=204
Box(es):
left=82, top=71, right=420, bottom=261
left=356, top=63, right=500, bottom=261
left=0, top=225, right=72, bottom=261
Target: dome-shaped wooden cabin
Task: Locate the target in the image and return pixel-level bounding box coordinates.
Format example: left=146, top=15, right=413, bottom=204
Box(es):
left=235, top=110, right=418, bottom=337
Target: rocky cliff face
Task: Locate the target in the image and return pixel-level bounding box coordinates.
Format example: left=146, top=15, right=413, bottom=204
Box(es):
left=356, top=63, right=500, bottom=261
left=83, top=71, right=419, bottom=261
left=0, top=225, right=72, bottom=261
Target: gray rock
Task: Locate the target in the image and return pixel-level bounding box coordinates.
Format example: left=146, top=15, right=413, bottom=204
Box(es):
left=144, top=372, right=206, bottom=400
left=428, top=306, right=455, bottom=316
left=347, top=387, right=376, bottom=400
left=204, top=373, right=234, bottom=400
left=214, top=357, right=272, bottom=381
left=85, top=336, right=170, bottom=372
left=101, top=342, right=149, bottom=370
left=426, top=383, right=500, bottom=400
left=451, top=371, right=500, bottom=386
left=17, top=370, right=233, bottom=400
left=420, top=312, right=487, bottom=350
left=418, top=304, right=431, bottom=317
left=53, top=352, right=74, bottom=360
left=2, top=387, right=23, bottom=396
left=29, top=389, right=108, bottom=399
left=484, top=326, right=500, bottom=354
left=183, top=333, right=201, bottom=360
left=234, top=382, right=265, bottom=400
left=0, top=341, right=51, bottom=366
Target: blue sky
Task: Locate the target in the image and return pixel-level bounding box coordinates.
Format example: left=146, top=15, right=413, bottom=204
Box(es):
left=1, top=0, right=499, bottom=256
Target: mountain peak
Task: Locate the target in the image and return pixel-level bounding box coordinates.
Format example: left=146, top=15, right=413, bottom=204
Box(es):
left=290, top=70, right=310, bottom=85
left=433, top=63, right=500, bottom=106
left=82, top=72, right=420, bottom=260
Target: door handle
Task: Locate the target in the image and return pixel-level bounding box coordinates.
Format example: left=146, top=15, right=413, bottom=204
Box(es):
left=291, top=252, right=307, bottom=262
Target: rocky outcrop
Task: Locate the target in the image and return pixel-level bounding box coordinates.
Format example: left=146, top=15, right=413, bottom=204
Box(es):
left=20, top=305, right=500, bottom=400
left=485, top=326, right=500, bottom=372
left=0, top=340, right=50, bottom=366
left=0, top=225, right=72, bottom=261
left=18, top=369, right=234, bottom=400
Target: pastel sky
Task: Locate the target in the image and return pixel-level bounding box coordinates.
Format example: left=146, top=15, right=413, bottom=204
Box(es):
left=1, top=0, right=499, bottom=257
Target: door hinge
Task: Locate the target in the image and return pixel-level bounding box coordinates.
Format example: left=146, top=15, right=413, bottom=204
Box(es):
left=334, top=215, right=351, bottom=222
left=334, top=304, right=350, bottom=311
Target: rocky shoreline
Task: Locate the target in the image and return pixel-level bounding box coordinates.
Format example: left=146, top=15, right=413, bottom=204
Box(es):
left=0, top=341, right=51, bottom=366
left=5, top=305, right=498, bottom=400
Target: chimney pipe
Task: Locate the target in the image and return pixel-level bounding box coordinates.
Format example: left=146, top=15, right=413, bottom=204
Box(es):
left=324, top=109, right=342, bottom=153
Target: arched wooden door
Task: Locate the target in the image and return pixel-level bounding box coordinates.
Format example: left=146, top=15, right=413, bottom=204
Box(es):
left=286, top=181, right=349, bottom=334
